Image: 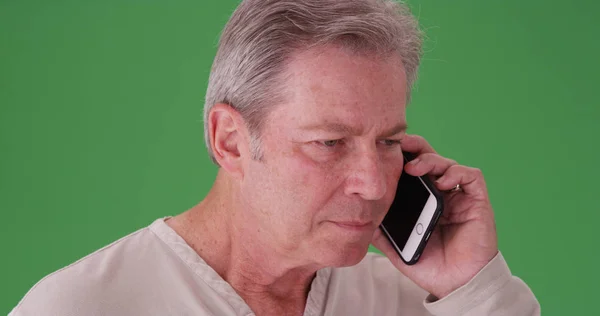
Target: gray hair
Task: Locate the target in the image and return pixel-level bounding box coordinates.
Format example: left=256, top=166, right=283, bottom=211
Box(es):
left=204, top=0, right=423, bottom=164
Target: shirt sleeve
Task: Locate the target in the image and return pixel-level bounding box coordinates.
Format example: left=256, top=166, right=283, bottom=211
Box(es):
left=423, top=252, right=541, bottom=316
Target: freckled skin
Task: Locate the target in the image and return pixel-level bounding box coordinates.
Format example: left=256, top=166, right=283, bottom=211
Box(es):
left=166, top=43, right=506, bottom=314
left=239, top=46, right=409, bottom=267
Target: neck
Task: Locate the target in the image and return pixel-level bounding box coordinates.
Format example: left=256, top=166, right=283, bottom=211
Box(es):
left=167, top=170, right=319, bottom=313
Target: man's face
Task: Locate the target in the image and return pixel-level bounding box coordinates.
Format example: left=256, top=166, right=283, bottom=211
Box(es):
left=240, top=45, right=407, bottom=267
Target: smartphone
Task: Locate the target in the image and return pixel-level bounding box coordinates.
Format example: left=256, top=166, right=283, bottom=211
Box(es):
left=379, top=152, right=444, bottom=265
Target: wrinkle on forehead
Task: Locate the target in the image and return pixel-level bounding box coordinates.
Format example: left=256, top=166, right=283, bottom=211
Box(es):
left=264, top=45, right=408, bottom=139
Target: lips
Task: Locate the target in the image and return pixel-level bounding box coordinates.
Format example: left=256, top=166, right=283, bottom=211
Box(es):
left=333, top=221, right=371, bottom=227
left=330, top=220, right=373, bottom=231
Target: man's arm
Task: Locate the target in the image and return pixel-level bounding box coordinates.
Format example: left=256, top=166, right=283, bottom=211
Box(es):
left=424, top=252, right=540, bottom=316
left=372, top=134, right=540, bottom=314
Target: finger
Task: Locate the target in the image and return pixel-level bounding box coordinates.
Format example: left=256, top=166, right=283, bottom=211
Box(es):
left=401, top=134, right=437, bottom=156
left=435, top=165, right=489, bottom=198
left=404, top=153, right=458, bottom=177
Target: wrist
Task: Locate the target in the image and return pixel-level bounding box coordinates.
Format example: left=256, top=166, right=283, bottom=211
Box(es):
left=424, top=252, right=518, bottom=315
left=430, top=253, right=499, bottom=299
left=430, top=283, right=466, bottom=301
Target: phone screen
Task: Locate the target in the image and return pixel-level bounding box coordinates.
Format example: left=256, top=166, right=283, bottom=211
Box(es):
left=381, top=167, right=431, bottom=250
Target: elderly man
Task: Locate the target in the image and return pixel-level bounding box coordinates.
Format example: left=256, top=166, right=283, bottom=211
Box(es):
left=11, top=0, right=540, bottom=315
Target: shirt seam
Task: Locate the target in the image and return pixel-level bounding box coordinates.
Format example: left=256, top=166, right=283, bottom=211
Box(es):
left=148, top=222, right=250, bottom=315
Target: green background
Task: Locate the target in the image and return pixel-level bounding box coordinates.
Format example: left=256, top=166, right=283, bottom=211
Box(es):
left=1, top=0, right=598, bottom=314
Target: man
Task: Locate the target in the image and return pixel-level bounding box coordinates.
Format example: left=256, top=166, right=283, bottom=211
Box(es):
left=11, top=0, right=540, bottom=315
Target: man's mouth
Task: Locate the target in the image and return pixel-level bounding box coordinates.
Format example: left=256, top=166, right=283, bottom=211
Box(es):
left=329, top=220, right=373, bottom=231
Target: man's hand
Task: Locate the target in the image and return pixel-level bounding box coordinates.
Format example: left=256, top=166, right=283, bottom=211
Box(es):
left=371, top=134, right=499, bottom=299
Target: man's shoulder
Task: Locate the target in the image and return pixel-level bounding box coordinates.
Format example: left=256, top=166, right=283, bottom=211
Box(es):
left=10, top=221, right=166, bottom=315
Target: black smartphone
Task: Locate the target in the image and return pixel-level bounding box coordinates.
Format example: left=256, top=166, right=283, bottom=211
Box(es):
left=379, top=152, right=444, bottom=265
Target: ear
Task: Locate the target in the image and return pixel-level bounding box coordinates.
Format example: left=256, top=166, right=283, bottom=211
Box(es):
left=208, top=103, right=249, bottom=178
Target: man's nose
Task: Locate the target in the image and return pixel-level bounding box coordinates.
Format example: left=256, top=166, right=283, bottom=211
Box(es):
left=344, top=149, right=387, bottom=201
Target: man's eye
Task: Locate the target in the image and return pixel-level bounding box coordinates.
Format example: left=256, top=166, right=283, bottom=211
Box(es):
left=321, top=140, right=341, bottom=147
left=380, top=139, right=402, bottom=146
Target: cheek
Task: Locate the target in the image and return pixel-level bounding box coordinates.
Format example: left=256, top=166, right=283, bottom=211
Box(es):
left=285, top=152, right=343, bottom=205
left=382, top=173, right=399, bottom=207
left=245, top=149, right=341, bottom=222
left=374, top=157, right=404, bottom=218
left=389, top=161, right=403, bottom=192
left=266, top=149, right=353, bottom=230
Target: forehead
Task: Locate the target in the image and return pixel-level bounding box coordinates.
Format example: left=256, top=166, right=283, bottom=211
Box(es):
left=272, top=45, right=408, bottom=132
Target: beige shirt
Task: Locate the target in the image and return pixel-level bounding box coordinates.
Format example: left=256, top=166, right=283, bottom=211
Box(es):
left=10, top=217, right=540, bottom=316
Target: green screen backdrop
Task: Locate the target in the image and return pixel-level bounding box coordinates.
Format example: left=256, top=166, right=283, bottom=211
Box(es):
left=1, top=1, right=598, bottom=314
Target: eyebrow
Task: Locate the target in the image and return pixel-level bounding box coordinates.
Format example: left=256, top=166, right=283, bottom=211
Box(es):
left=299, top=122, right=408, bottom=137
